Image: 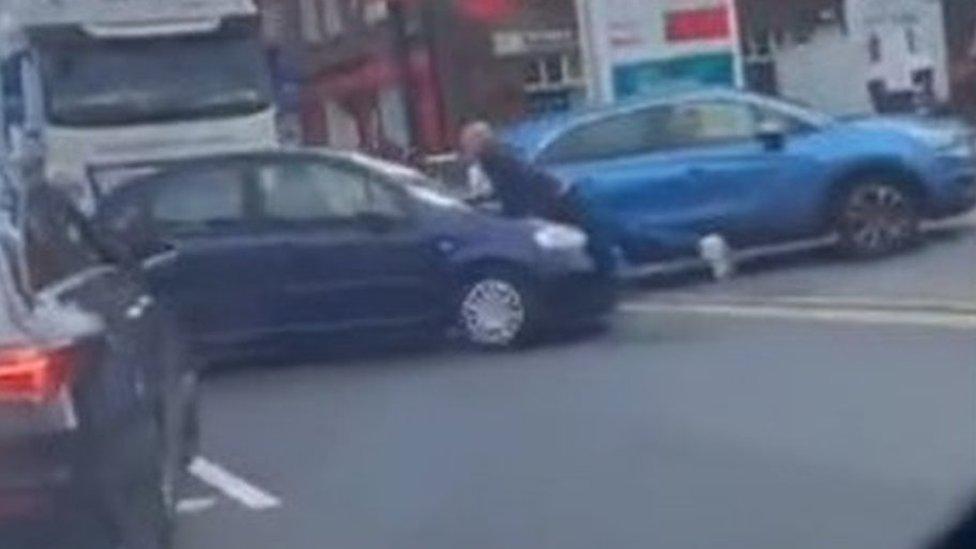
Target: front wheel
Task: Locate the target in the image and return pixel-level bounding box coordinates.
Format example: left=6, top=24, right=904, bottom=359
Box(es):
left=834, top=180, right=919, bottom=257
left=457, top=270, right=539, bottom=349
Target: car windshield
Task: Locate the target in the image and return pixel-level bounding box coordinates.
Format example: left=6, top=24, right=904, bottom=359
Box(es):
left=403, top=181, right=470, bottom=210
left=37, top=24, right=272, bottom=126
left=345, top=152, right=472, bottom=209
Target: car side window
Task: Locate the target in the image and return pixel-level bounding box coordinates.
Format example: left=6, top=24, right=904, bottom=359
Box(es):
left=150, top=167, right=247, bottom=232
left=256, top=161, right=370, bottom=223
left=101, top=186, right=148, bottom=234
left=24, top=188, right=105, bottom=292
left=660, top=101, right=757, bottom=148
left=365, top=178, right=410, bottom=218
left=752, top=104, right=814, bottom=135
left=540, top=106, right=672, bottom=164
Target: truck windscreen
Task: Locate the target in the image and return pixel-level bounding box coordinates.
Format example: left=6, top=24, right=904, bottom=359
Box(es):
left=36, top=23, right=273, bottom=127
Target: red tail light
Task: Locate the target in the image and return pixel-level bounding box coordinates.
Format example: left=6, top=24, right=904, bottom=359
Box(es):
left=0, top=348, right=71, bottom=405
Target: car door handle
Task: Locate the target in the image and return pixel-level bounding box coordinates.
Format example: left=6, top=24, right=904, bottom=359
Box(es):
left=125, top=295, right=154, bottom=320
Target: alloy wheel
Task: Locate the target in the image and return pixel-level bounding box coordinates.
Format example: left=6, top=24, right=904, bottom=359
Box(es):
left=460, top=278, right=526, bottom=347
left=840, top=183, right=917, bottom=255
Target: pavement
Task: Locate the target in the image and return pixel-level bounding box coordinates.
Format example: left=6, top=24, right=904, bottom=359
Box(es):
left=174, top=215, right=976, bottom=549
left=629, top=213, right=976, bottom=309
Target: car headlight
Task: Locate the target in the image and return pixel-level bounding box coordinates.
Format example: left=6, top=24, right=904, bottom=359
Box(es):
left=534, top=223, right=588, bottom=250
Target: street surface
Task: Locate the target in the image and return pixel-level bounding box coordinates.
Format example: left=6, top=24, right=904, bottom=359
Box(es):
left=634, top=214, right=976, bottom=308
left=175, top=217, right=976, bottom=549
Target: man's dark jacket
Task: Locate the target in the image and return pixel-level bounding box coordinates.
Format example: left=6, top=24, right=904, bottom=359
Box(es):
left=478, top=144, right=567, bottom=220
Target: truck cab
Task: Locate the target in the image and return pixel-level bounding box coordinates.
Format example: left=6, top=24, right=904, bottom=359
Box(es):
left=0, top=0, right=277, bottom=205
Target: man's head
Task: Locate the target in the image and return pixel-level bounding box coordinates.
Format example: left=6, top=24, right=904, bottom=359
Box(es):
left=459, top=121, right=495, bottom=161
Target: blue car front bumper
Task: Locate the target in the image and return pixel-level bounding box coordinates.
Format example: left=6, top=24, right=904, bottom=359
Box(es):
left=926, top=157, right=976, bottom=218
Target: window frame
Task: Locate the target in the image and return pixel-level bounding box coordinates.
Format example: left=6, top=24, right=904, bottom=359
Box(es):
left=23, top=186, right=112, bottom=294
left=540, top=100, right=761, bottom=164
left=655, top=99, right=762, bottom=150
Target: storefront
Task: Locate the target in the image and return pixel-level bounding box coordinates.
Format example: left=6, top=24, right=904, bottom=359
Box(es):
left=491, top=28, right=585, bottom=115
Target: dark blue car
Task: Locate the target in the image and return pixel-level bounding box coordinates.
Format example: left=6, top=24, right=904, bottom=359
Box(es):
left=0, top=168, right=198, bottom=549
left=504, top=88, right=976, bottom=262
left=95, top=150, right=615, bottom=357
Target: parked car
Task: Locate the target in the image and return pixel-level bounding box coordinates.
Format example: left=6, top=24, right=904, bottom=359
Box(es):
left=94, top=150, right=615, bottom=358
left=503, top=88, right=976, bottom=263
left=0, top=167, right=198, bottom=549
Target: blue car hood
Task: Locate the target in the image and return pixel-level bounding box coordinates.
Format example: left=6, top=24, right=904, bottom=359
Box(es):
left=842, top=115, right=973, bottom=149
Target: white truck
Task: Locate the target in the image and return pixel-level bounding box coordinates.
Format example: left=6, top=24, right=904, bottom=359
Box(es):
left=0, top=0, right=277, bottom=199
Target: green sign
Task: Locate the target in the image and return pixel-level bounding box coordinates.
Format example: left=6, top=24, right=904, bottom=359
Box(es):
left=613, top=52, right=735, bottom=99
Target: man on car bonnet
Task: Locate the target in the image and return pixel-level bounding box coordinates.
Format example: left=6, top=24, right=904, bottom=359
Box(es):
left=458, top=121, right=616, bottom=273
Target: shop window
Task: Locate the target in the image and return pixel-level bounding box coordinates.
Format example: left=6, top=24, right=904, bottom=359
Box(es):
left=542, top=55, right=564, bottom=83
left=566, top=52, right=582, bottom=80
left=869, top=33, right=882, bottom=64
left=1, top=55, right=25, bottom=132
left=523, top=53, right=583, bottom=91
left=523, top=53, right=585, bottom=115
left=524, top=60, right=542, bottom=86
left=905, top=27, right=918, bottom=55
left=299, top=0, right=324, bottom=42
left=321, top=0, right=344, bottom=38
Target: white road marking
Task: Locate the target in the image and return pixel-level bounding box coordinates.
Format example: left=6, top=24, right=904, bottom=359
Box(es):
left=646, top=294, right=976, bottom=315
left=176, top=497, right=218, bottom=515
left=621, top=302, right=976, bottom=330
left=619, top=214, right=975, bottom=281
left=188, top=457, right=282, bottom=511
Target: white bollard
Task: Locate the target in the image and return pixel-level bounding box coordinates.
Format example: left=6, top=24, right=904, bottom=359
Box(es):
left=699, top=233, right=735, bottom=281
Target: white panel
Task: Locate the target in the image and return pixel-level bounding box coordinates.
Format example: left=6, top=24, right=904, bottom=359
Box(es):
left=378, top=87, right=409, bottom=148
left=773, top=26, right=874, bottom=115
left=325, top=100, right=360, bottom=150
left=298, top=0, right=323, bottom=43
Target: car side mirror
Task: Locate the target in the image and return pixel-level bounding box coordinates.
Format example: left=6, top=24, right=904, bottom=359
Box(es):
left=756, top=120, right=787, bottom=151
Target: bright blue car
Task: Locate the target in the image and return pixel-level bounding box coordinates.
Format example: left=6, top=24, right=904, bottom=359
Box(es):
left=504, top=88, right=976, bottom=263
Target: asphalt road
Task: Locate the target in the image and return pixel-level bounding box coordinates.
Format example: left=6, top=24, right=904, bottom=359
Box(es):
left=636, top=214, right=976, bottom=308
left=175, top=220, right=976, bottom=549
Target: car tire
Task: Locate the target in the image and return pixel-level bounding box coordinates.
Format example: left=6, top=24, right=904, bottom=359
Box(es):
left=834, top=178, right=920, bottom=257
left=457, top=268, right=539, bottom=350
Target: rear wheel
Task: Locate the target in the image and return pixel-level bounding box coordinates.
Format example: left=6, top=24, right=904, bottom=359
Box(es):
left=834, top=179, right=919, bottom=257
left=457, top=269, right=539, bottom=349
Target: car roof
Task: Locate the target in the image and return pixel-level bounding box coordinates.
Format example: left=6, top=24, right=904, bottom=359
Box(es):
left=92, top=147, right=380, bottom=195
left=114, top=147, right=417, bottom=181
